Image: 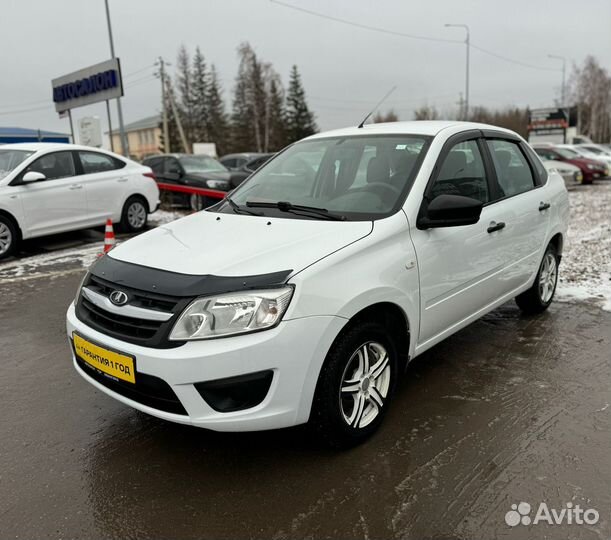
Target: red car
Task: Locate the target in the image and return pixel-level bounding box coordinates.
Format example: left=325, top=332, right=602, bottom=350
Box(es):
left=533, top=146, right=607, bottom=184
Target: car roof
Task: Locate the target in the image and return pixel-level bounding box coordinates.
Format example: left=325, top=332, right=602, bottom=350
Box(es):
left=143, top=153, right=218, bottom=160
left=304, top=120, right=517, bottom=140
left=0, top=142, right=126, bottom=156
left=220, top=153, right=262, bottom=160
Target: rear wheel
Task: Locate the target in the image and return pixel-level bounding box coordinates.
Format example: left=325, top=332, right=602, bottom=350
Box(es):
left=120, top=196, right=148, bottom=232
left=515, top=243, right=559, bottom=314
left=0, top=216, right=18, bottom=260
left=309, top=321, right=398, bottom=448
left=189, top=194, right=216, bottom=212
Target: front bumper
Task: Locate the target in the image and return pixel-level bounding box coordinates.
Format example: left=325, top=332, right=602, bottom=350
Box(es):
left=66, top=303, right=345, bottom=431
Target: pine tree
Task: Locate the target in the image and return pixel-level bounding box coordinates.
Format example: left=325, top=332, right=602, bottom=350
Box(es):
left=175, top=45, right=194, bottom=149
left=230, top=50, right=253, bottom=152
left=285, top=65, right=317, bottom=144
left=266, top=77, right=286, bottom=151
left=191, top=46, right=209, bottom=143
left=206, top=65, right=230, bottom=155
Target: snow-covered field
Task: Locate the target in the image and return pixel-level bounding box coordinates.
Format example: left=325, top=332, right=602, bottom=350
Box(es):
left=1, top=186, right=610, bottom=312
left=556, top=182, right=611, bottom=311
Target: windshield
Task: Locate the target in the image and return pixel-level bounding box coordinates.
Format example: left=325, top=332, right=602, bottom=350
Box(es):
left=556, top=147, right=578, bottom=159
left=179, top=155, right=227, bottom=174
left=0, top=149, right=34, bottom=180
left=225, top=135, right=430, bottom=220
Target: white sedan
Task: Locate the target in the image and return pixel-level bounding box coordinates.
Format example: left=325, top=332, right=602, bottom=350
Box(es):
left=543, top=159, right=583, bottom=186
left=0, top=143, right=159, bottom=259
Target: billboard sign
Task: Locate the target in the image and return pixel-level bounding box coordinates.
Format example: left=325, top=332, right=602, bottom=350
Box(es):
left=78, top=116, right=103, bottom=147
left=52, top=58, right=123, bottom=113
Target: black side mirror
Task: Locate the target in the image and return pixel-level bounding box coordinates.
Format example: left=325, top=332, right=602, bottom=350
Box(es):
left=417, top=194, right=483, bottom=229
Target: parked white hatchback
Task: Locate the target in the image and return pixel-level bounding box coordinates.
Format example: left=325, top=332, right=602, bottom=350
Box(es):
left=0, top=143, right=159, bottom=259
left=66, top=122, right=569, bottom=447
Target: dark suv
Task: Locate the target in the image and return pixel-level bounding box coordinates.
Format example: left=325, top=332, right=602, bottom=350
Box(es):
left=143, top=154, right=231, bottom=210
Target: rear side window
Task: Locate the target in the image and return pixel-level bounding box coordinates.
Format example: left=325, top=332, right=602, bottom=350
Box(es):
left=78, top=151, right=125, bottom=174
left=431, top=139, right=489, bottom=203
left=486, top=140, right=535, bottom=198
left=144, top=157, right=164, bottom=174
left=25, top=151, right=75, bottom=180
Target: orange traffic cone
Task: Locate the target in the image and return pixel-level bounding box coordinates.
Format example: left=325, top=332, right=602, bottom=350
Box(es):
left=99, top=219, right=116, bottom=256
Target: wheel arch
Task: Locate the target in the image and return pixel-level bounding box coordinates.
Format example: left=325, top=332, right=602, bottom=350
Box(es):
left=0, top=208, right=23, bottom=241
left=339, top=302, right=411, bottom=366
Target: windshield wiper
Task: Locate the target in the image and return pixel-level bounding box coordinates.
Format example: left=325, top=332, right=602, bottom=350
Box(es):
left=246, top=200, right=346, bottom=221
left=226, top=197, right=263, bottom=216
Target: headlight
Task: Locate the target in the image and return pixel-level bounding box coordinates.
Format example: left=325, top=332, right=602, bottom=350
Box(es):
left=206, top=180, right=229, bottom=190
left=169, top=287, right=294, bottom=340
left=586, top=164, right=595, bottom=170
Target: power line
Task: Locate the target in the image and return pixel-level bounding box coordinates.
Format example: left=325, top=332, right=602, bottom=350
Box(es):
left=270, top=0, right=561, bottom=72
left=470, top=44, right=561, bottom=72
left=0, top=104, right=52, bottom=116
left=123, top=64, right=155, bottom=79
left=269, top=0, right=460, bottom=44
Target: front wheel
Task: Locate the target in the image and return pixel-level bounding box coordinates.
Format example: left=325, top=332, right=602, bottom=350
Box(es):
left=0, top=216, right=18, bottom=260
left=119, top=197, right=148, bottom=233
left=309, top=321, right=398, bottom=448
left=515, top=243, right=559, bottom=314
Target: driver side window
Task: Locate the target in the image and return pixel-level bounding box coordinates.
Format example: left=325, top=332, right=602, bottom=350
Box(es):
left=25, top=151, right=76, bottom=181
left=431, top=140, right=489, bottom=203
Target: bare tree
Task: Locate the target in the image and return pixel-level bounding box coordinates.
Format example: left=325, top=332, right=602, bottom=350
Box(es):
left=373, top=109, right=399, bottom=123
left=413, top=105, right=439, bottom=121
left=569, top=56, right=611, bottom=142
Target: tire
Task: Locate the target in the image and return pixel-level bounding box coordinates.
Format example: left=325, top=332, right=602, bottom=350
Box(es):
left=189, top=194, right=216, bottom=212
left=0, top=215, right=18, bottom=260
left=119, top=196, right=148, bottom=233
left=515, top=243, right=559, bottom=314
left=309, top=321, right=398, bottom=448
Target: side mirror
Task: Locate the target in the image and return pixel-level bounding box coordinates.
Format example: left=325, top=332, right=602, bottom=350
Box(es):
left=22, top=171, right=46, bottom=183
left=417, top=194, right=483, bottom=229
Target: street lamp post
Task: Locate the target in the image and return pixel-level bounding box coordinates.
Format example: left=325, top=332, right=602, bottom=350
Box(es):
left=104, top=0, right=129, bottom=156
left=445, top=23, right=470, bottom=120
left=548, top=54, right=567, bottom=105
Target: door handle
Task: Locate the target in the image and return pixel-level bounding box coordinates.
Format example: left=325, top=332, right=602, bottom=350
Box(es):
left=117, top=177, right=128, bottom=183
left=68, top=184, right=83, bottom=190
left=487, top=221, right=506, bottom=233
left=539, top=202, right=551, bottom=211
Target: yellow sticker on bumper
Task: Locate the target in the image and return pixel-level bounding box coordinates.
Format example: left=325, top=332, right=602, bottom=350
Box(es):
left=73, top=333, right=136, bottom=384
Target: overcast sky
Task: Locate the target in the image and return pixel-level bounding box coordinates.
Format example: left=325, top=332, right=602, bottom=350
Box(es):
left=2, top=0, right=611, bottom=141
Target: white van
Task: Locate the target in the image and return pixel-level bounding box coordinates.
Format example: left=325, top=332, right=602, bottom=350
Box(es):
left=66, top=121, right=569, bottom=446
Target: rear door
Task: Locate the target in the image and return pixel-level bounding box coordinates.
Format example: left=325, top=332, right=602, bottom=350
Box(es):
left=76, top=151, right=128, bottom=223
left=15, top=150, right=88, bottom=236
left=482, top=134, right=551, bottom=290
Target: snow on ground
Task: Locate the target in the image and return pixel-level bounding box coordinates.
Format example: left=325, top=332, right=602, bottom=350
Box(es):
left=556, top=182, right=611, bottom=311
left=149, top=209, right=190, bottom=226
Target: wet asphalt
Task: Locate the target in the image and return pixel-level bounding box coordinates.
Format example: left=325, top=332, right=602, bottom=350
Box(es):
left=1, top=267, right=609, bottom=540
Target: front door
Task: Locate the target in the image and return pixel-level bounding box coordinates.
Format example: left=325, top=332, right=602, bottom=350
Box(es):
left=15, top=151, right=88, bottom=237
left=411, top=136, right=511, bottom=348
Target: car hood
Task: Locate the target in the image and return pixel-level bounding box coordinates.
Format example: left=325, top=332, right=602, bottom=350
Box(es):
left=544, top=160, right=579, bottom=173
left=568, top=157, right=605, bottom=169
left=109, top=211, right=373, bottom=276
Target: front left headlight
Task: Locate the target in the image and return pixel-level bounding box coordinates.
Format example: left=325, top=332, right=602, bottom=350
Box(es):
left=169, top=287, right=294, bottom=341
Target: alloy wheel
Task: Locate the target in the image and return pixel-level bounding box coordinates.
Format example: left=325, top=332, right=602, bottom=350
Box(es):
left=539, top=252, right=557, bottom=303
left=0, top=222, right=13, bottom=256
left=127, top=202, right=146, bottom=229
left=339, top=341, right=391, bottom=429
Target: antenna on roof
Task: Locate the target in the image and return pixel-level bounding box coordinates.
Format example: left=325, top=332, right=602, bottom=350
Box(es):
left=357, top=86, right=397, bottom=128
